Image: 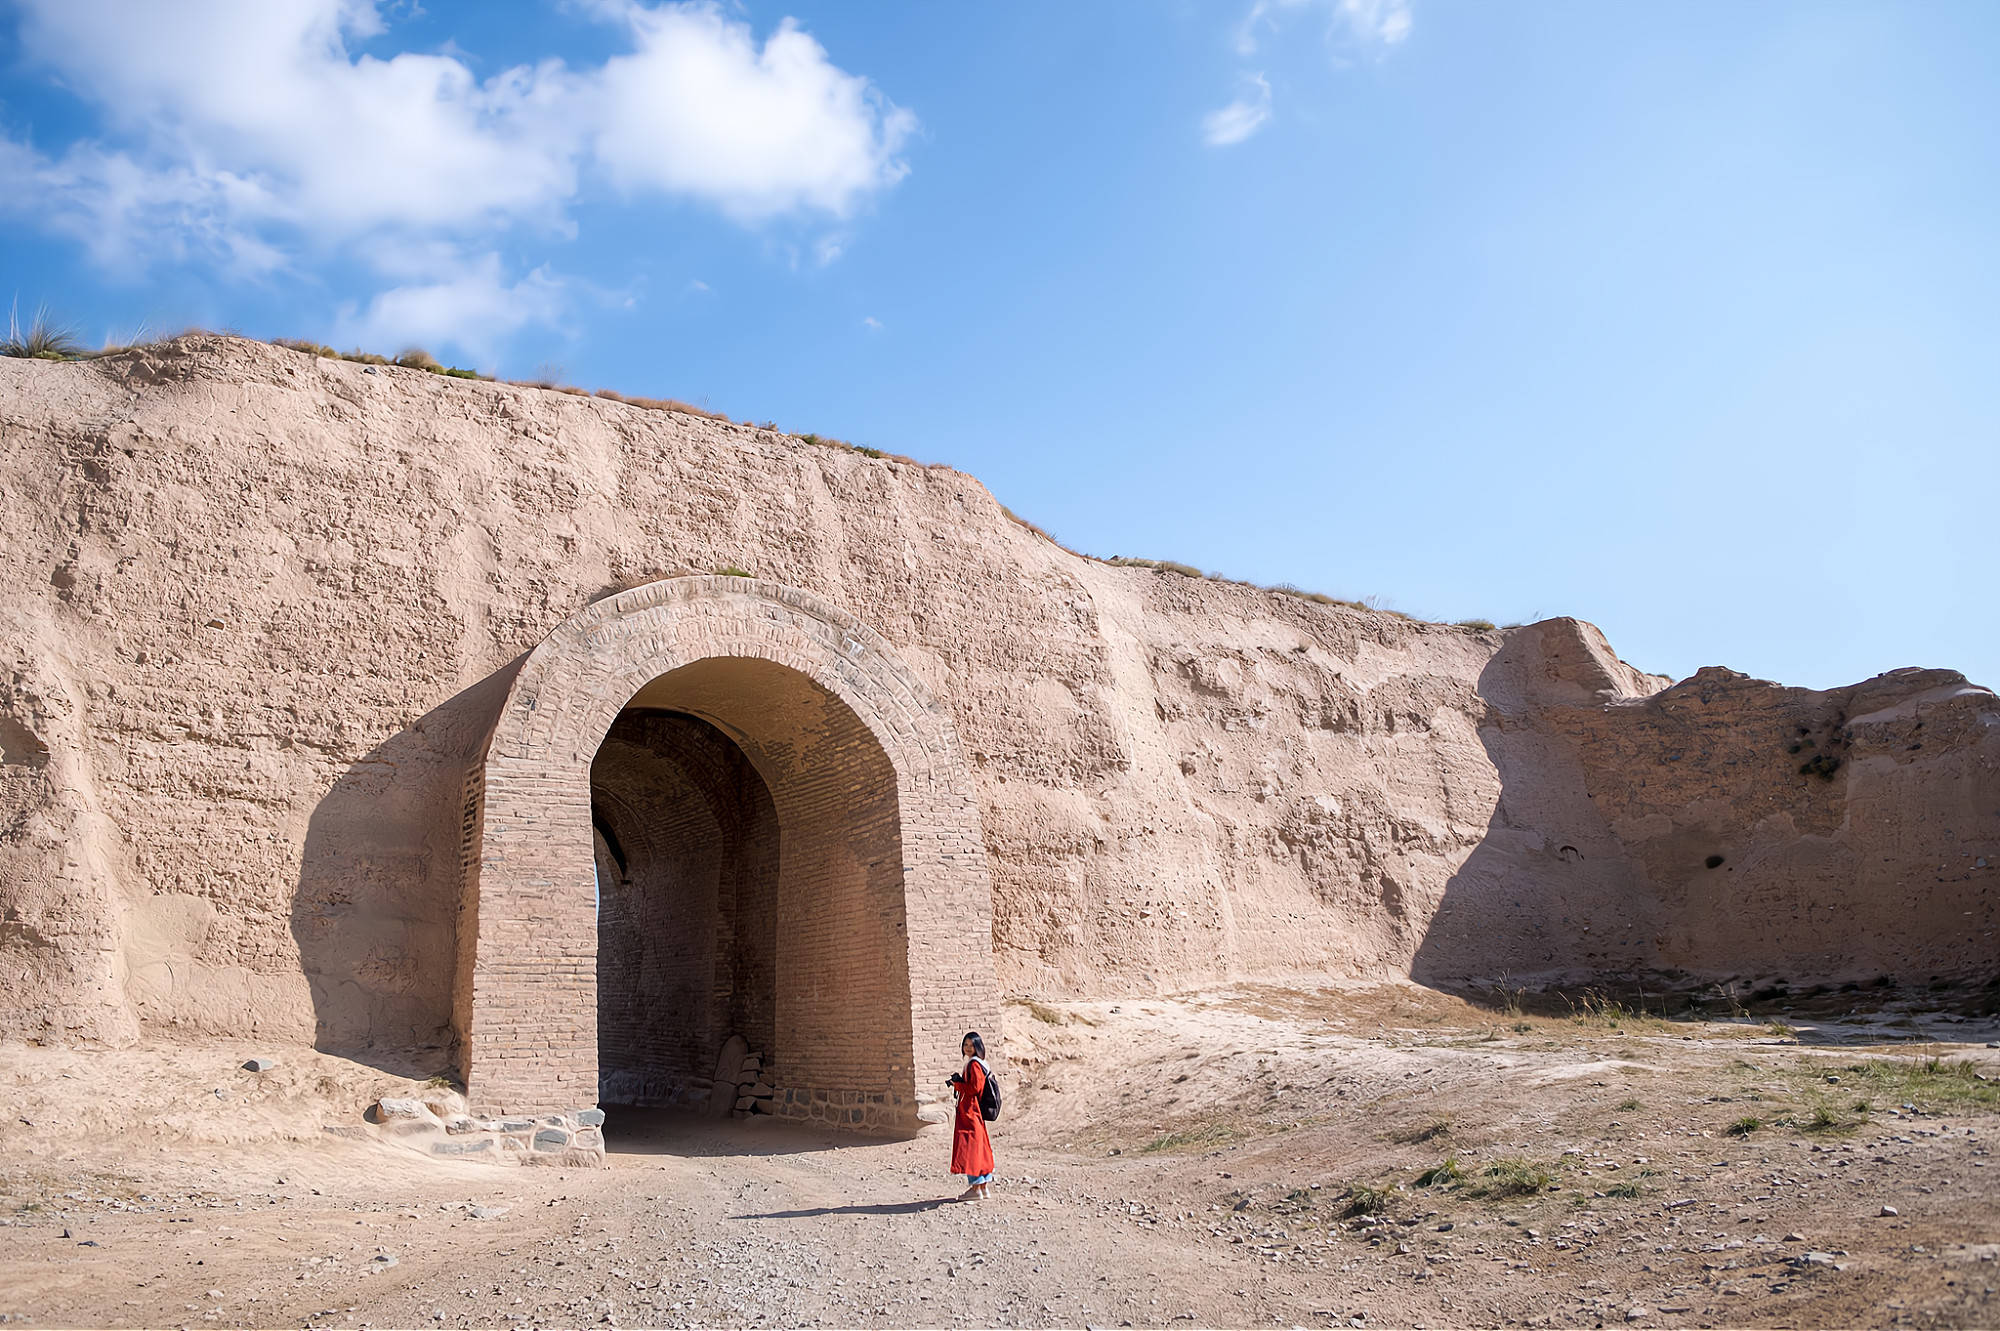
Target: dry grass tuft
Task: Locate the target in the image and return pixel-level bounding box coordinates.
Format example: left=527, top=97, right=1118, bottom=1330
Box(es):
left=3, top=302, right=86, bottom=360
left=593, top=388, right=727, bottom=421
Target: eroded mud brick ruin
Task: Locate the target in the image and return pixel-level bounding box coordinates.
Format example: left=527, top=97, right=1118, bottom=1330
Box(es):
left=2, top=337, right=1995, bottom=1163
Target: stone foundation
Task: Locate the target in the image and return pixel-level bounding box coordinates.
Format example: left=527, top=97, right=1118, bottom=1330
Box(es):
left=361, top=1097, right=607, bottom=1167
left=773, top=1087, right=910, bottom=1131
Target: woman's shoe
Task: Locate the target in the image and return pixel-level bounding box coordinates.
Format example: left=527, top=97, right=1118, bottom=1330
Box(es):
left=958, top=1185, right=982, bottom=1201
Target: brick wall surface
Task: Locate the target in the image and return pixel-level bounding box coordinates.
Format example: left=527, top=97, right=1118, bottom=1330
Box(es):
left=592, top=710, right=778, bottom=1106
left=460, top=577, right=1001, bottom=1128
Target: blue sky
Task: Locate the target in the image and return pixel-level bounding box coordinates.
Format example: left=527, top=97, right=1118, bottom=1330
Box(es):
left=3, top=0, right=1993, bottom=690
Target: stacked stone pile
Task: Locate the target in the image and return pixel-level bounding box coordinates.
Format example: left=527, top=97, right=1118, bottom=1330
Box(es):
left=733, top=1049, right=776, bottom=1119
left=706, top=1034, right=777, bottom=1119
left=353, top=1095, right=606, bottom=1167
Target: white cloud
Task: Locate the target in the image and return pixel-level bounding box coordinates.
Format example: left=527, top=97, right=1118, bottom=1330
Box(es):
left=861, top=316, right=882, bottom=331
left=1202, top=75, right=1272, bottom=147
left=333, top=253, right=568, bottom=363
left=1236, top=0, right=1414, bottom=58
left=1211, top=0, right=1410, bottom=147
left=0, top=0, right=914, bottom=352
left=590, top=3, right=914, bottom=220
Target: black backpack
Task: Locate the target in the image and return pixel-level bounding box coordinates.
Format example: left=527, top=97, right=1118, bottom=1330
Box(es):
left=975, top=1058, right=1001, bottom=1122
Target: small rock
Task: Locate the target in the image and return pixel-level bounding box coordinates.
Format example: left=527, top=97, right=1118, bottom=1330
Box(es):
left=1794, top=1251, right=1841, bottom=1269
left=1626, top=1307, right=1649, bottom=1322
left=243, top=1057, right=277, bottom=1073
left=1784, top=1232, right=1807, bottom=1242
left=467, top=1205, right=509, bottom=1221
left=1880, top=1205, right=1899, bottom=1217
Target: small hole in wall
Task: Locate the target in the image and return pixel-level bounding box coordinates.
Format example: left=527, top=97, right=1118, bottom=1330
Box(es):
left=1705, top=854, right=1725, bottom=869
left=1557, top=845, right=1581, bottom=863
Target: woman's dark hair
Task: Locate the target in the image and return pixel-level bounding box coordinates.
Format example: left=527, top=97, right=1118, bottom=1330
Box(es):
left=961, top=1031, right=986, bottom=1059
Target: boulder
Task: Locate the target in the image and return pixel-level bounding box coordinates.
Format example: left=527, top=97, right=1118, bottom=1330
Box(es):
left=370, top=1097, right=433, bottom=1123
left=709, top=1035, right=749, bottom=1116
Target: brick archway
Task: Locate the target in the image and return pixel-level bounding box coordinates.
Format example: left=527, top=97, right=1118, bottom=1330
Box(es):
left=454, top=577, right=998, bottom=1131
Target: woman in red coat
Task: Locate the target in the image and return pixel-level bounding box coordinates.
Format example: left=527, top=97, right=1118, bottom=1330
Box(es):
left=948, top=1031, right=995, bottom=1201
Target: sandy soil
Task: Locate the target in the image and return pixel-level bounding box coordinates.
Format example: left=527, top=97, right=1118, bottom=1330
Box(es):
left=2, top=983, right=1997, bottom=1329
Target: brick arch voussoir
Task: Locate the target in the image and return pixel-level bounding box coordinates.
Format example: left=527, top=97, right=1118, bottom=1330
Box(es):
left=490, top=578, right=966, bottom=795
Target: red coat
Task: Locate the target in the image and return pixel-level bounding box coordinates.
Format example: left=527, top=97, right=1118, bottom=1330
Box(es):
left=950, top=1058, right=995, bottom=1177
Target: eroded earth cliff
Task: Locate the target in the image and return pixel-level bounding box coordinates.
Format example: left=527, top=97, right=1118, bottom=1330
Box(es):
left=1, top=337, right=1993, bottom=1062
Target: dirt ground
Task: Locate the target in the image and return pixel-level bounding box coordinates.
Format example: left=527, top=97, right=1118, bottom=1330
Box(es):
left=2, top=981, right=1997, bottom=1330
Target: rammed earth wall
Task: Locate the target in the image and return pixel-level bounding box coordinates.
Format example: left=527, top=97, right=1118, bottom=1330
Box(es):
left=0, top=337, right=1994, bottom=1120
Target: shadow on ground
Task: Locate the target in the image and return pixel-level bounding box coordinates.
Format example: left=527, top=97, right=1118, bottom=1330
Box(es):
left=731, top=1199, right=954, bottom=1219
left=603, top=1105, right=913, bottom=1159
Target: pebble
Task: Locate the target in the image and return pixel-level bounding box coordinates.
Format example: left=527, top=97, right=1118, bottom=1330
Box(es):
left=1625, top=1306, right=1649, bottom=1321
left=1880, top=1205, right=1899, bottom=1217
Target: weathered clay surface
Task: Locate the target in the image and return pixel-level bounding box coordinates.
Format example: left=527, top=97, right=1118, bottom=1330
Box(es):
left=0, top=336, right=1992, bottom=1061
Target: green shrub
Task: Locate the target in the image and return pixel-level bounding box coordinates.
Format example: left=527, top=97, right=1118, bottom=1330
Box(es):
left=1465, top=1158, right=1552, bottom=1198
left=1137, top=1120, right=1238, bottom=1153
left=1340, top=1183, right=1396, bottom=1217
left=1391, top=1117, right=1452, bottom=1145
left=1726, top=1116, right=1763, bottom=1136
left=1414, top=1156, right=1462, bottom=1188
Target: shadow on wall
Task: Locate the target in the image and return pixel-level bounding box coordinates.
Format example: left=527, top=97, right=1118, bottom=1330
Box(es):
left=288, top=664, right=520, bottom=1079
left=1411, top=621, right=2000, bottom=1009
left=1408, top=624, right=1663, bottom=1003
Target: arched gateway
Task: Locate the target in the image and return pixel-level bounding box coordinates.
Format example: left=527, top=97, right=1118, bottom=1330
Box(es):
left=452, top=577, right=999, bottom=1134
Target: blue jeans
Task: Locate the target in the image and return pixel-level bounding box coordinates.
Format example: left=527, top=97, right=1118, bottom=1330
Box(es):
left=965, top=1171, right=993, bottom=1185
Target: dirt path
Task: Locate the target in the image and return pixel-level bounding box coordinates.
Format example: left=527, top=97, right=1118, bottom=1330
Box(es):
left=2, top=983, right=1996, bottom=1328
